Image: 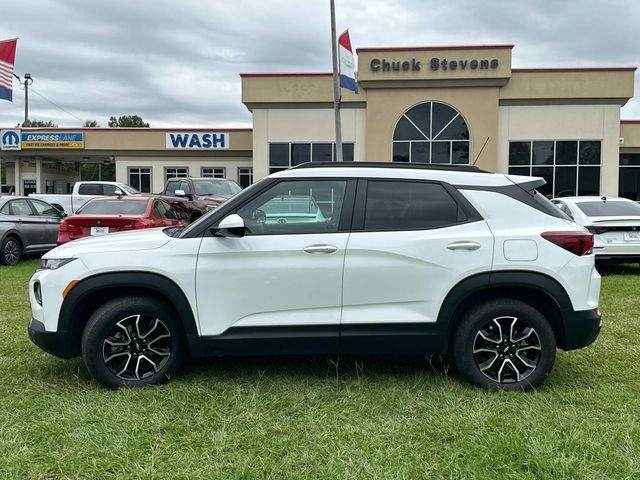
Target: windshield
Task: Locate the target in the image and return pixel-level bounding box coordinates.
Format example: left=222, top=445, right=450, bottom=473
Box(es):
left=120, top=184, right=140, bottom=195
left=78, top=199, right=149, bottom=215
left=576, top=201, right=640, bottom=217
left=193, top=179, right=241, bottom=197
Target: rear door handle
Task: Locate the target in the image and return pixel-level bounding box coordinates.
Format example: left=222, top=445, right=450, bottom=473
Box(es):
left=447, top=241, right=481, bottom=251
left=304, top=244, right=338, bottom=254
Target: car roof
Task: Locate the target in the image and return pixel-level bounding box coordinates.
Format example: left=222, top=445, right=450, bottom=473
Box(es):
left=272, top=162, right=536, bottom=188
left=84, top=195, right=152, bottom=202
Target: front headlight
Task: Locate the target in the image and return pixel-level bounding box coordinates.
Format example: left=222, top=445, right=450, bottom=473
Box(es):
left=39, top=258, right=77, bottom=270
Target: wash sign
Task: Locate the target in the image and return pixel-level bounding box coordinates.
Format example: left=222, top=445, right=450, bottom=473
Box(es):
left=0, top=129, right=21, bottom=150
left=165, top=132, right=229, bottom=150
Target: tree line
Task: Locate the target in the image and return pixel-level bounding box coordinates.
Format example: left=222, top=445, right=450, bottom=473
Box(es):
left=18, top=115, right=150, bottom=128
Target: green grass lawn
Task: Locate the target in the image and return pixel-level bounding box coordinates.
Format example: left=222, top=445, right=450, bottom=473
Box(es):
left=1, top=259, right=639, bottom=479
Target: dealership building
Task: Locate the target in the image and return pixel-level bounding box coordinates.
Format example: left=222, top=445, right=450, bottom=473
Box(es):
left=2, top=44, right=640, bottom=199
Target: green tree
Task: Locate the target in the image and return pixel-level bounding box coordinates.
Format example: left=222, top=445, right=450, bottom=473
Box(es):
left=83, top=120, right=99, bottom=127
left=21, top=119, right=58, bottom=127
left=108, top=115, right=150, bottom=128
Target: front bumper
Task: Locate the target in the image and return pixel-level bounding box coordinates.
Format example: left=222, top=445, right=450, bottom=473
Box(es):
left=559, top=308, right=601, bottom=351
left=28, top=318, right=74, bottom=359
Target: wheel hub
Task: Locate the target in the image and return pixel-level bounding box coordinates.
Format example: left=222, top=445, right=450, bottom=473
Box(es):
left=472, top=316, right=542, bottom=384
left=102, top=314, right=172, bottom=381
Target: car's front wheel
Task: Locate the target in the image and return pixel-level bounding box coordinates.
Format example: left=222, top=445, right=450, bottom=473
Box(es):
left=452, top=299, right=556, bottom=391
left=81, top=296, right=186, bottom=388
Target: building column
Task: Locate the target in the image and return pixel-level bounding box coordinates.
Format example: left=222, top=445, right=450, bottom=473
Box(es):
left=14, top=159, right=21, bottom=195
left=35, top=157, right=42, bottom=193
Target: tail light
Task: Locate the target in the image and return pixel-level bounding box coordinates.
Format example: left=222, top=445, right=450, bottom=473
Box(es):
left=60, top=222, right=80, bottom=234
left=121, top=220, right=151, bottom=231
left=586, top=225, right=609, bottom=235
left=541, top=231, right=594, bottom=256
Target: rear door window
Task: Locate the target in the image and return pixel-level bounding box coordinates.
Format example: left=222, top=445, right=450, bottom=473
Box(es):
left=77, top=183, right=102, bottom=195
left=363, top=181, right=463, bottom=231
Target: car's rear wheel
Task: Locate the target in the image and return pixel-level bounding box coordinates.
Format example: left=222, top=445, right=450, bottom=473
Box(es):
left=81, top=296, right=186, bottom=388
left=452, top=299, right=556, bottom=391
left=0, top=235, right=22, bottom=265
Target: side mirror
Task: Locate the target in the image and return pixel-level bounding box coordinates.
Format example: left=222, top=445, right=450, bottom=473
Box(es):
left=212, top=214, right=246, bottom=238
left=174, top=189, right=186, bottom=197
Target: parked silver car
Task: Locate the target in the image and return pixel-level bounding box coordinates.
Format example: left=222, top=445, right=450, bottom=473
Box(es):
left=552, top=196, right=640, bottom=264
left=0, top=196, right=65, bottom=265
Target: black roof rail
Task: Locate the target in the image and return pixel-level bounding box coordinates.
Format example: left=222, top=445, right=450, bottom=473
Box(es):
left=291, top=161, right=492, bottom=174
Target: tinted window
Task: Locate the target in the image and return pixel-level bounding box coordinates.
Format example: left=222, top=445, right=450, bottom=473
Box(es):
left=79, top=200, right=149, bottom=215
left=0, top=203, right=10, bottom=215
left=78, top=183, right=102, bottom=195
left=102, top=184, right=124, bottom=196
left=364, top=181, right=462, bottom=230
left=237, top=180, right=346, bottom=235
left=179, top=181, right=191, bottom=195
left=9, top=199, right=34, bottom=216
left=192, top=179, right=241, bottom=196
left=30, top=199, right=60, bottom=216
left=575, top=201, right=640, bottom=217
left=165, top=181, right=180, bottom=196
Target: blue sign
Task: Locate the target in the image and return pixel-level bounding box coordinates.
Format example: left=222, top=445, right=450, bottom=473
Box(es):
left=0, top=129, right=21, bottom=150
left=21, top=132, right=84, bottom=149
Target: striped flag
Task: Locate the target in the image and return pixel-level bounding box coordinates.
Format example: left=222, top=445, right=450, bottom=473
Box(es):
left=338, top=30, right=358, bottom=94
left=0, top=39, right=17, bottom=102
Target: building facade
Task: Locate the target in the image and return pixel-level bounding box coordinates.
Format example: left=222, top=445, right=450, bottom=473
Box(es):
left=2, top=44, right=640, bottom=199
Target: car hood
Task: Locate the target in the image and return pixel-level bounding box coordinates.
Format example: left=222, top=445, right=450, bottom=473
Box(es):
left=200, top=195, right=232, bottom=204
left=44, top=227, right=173, bottom=258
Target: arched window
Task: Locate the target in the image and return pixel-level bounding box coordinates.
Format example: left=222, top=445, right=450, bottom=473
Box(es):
left=392, top=101, right=470, bottom=164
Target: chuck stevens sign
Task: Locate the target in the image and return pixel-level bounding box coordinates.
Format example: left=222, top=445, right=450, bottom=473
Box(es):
left=370, top=57, right=499, bottom=73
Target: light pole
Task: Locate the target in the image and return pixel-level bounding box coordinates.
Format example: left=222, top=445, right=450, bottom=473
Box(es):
left=23, top=73, right=33, bottom=125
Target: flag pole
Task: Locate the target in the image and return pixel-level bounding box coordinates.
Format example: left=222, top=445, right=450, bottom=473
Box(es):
left=330, top=0, right=343, bottom=162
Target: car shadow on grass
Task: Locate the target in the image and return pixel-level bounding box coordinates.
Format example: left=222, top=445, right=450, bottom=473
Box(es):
left=181, top=354, right=454, bottom=384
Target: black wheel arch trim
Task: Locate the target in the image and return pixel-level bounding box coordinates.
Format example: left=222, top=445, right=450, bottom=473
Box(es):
left=58, top=271, right=198, bottom=356
left=437, top=270, right=575, bottom=351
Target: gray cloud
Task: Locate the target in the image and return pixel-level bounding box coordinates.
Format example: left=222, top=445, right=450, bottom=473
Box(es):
left=1, top=0, right=638, bottom=128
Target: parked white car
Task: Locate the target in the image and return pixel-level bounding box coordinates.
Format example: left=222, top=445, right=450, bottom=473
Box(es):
left=552, top=196, right=640, bottom=264
left=28, top=163, right=601, bottom=391
left=30, top=181, right=139, bottom=213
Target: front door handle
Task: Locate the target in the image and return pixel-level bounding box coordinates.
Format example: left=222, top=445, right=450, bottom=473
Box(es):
left=447, top=241, right=481, bottom=251
left=303, top=244, right=338, bottom=254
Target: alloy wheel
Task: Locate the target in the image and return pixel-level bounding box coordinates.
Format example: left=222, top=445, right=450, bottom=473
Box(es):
left=3, top=239, right=20, bottom=265
left=472, top=316, right=542, bottom=384
left=102, top=314, right=172, bottom=381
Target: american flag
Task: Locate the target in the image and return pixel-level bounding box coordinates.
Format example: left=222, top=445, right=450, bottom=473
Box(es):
left=0, top=39, right=17, bottom=102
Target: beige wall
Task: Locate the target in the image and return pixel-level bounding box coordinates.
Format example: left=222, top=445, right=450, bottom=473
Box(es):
left=621, top=122, right=640, bottom=148
left=115, top=156, right=252, bottom=192
left=497, top=104, right=621, bottom=195
left=251, top=108, right=366, bottom=180
left=363, top=87, right=500, bottom=171
left=85, top=129, right=253, bottom=151
left=501, top=70, right=635, bottom=103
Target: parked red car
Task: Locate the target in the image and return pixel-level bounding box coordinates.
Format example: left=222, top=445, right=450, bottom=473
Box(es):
left=57, top=196, right=184, bottom=245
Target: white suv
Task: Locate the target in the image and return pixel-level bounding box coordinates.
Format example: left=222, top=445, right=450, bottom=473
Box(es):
left=28, top=163, right=602, bottom=390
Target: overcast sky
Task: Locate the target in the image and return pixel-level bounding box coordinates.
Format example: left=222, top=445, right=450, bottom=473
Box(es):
left=1, top=0, right=639, bottom=128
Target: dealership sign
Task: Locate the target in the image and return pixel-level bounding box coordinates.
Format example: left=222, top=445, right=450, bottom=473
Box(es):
left=166, top=132, right=229, bottom=150
left=0, top=129, right=21, bottom=150
left=21, top=131, right=84, bottom=149
left=370, top=57, right=499, bottom=72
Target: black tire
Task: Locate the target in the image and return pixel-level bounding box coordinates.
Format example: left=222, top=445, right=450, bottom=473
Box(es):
left=0, top=235, right=22, bottom=265
left=81, top=296, right=186, bottom=389
left=452, top=299, right=556, bottom=391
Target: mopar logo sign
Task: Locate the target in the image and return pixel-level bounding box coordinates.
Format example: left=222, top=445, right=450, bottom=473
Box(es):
left=0, top=129, right=21, bottom=150
left=165, top=132, right=229, bottom=150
